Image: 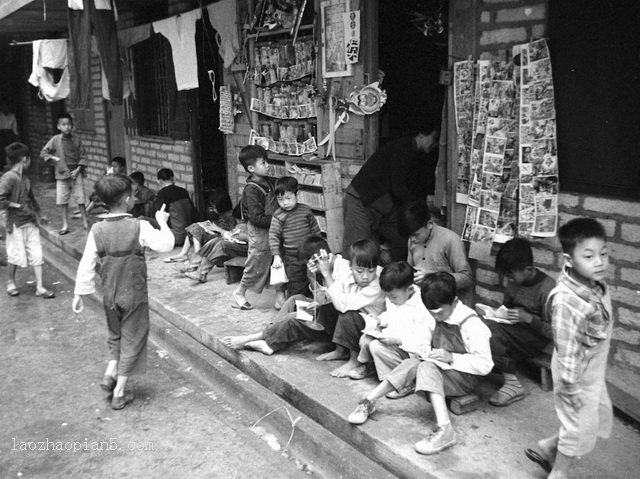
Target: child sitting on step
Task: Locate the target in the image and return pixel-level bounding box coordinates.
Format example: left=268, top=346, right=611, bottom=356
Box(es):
left=347, top=272, right=492, bottom=456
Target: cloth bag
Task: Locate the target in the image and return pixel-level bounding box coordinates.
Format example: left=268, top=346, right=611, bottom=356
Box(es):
left=270, top=264, right=288, bottom=285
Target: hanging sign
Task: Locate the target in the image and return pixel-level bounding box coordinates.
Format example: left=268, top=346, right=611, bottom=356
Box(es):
left=343, top=10, right=360, bottom=65
left=346, top=81, right=386, bottom=115
left=218, top=85, right=234, bottom=134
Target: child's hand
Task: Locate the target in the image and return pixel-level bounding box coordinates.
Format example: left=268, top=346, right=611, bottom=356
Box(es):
left=378, top=334, right=401, bottom=346
left=507, top=308, right=521, bottom=321
left=315, top=252, right=333, bottom=277
left=272, top=255, right=283, bottom=268
left=155, top=203, right=169, bottom=224
left=428, top=348, right=453, bottom=364
left=72, top=295, right=84, bottom=314
left=413, top=268, right=429, bottom=284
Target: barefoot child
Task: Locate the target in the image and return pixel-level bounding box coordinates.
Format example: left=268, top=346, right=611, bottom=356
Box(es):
left=348, top=272, right=492, bottom=456
left=348, top=261, right=435, bottom=384
left=484, top=238, right=556, bottom=406
left=40, top=112, right=89, bottom=233
left=72, top=174, right=173, bottom=410
left=527, top=218, right=613, bottom=478
left=0, top=142, right=55, bottom=298
left=222, top=239, right=385, bottom=366
left=269, top=176, right=321, bottom=309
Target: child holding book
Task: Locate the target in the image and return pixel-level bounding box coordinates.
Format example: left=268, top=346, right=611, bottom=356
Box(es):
left=526, top=218, right=613, bottom=478
left=72, top=174, right=173, bottom=410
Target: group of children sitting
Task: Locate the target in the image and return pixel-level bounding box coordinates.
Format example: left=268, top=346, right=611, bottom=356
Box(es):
left=60, top=138, right=612, bottom=478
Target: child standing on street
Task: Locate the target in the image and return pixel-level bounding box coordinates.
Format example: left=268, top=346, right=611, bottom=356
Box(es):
left=72, top=174, right=173, bottom=410
left=40, top=112, right=89, bottom=233
left=348, top=272, right=493, bottom=456
left=526, top=218, right=613, bottom=479
left=349, top=261, right=435, bottom=385
left=0, top=142, right=55, bottom=298
left=484, top=238, right=556, bottom=406
left=269, top=176, right=321, bottom=309
left=400, top=201, right=474, bottom=305
left=232, top=145, right=278, bottom=310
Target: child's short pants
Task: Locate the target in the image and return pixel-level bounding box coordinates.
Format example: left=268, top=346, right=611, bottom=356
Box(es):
left=56, top=176, right=86, bottom=205
left=6, top=222, right=44, bottom=268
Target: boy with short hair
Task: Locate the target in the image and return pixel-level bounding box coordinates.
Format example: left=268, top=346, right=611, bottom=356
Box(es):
left=152, top=168, right=194, bottom=247
left=349, top=261, right=435, bottom=387
left=484, top=238, right=556, bottom=406
left=72, top=174, right=173, bottom=410
left=270, top=176, right=322, bottom=309
left=0, top=142, right=55, bottom=298
left=348, top=272, right=493, bottom=457
left=527, top=218, right=613, bottom=479
left=232, top=145, right=278, bottom=310
left=222, top=239, right=385, bottom=374
left=400, top=201, right=474, bottom=305
left=40, top=112, right=89, bottom=233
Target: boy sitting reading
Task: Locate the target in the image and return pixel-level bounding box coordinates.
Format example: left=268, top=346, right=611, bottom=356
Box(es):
left=349, top=261, right=435, bottom=387
left=481, top=238, right=556, bottom=406
left=348, top=272, right=493, bottom=456
left=269, top=176, right=322, bottom=308
left=222, top=239, right=385, bottom=378
left=527, top=218, right=613, bottom=479
left=400, top=201, right=474, bottom=305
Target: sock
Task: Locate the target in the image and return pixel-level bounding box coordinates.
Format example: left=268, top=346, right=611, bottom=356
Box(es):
left=503, top=373, right=523, bottom=387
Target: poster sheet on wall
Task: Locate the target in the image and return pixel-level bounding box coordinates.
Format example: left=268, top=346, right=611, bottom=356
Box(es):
left=453, top=38, right=559, bottom=256
left=320, top=0, right=352, bottom=78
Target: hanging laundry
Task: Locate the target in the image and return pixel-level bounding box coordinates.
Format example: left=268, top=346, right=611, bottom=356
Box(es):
left=90, top=37, right=131, bottom=101
left=68, top=0, right=122, bottom=108
left=153, top=9, right=202, bottom=91
left=118, top=23, right=151, bottom=48
left=206, top=0, right=241, bottom=69
left=28, top=40, right=70, bottom=102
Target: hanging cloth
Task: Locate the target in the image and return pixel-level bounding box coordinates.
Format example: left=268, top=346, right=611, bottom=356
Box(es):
left=90, top=37, right=131, bottom=101
left=28, top=40, right=71, bottom=102
left=117, top=23, right=152, bottom=48
left=153, top=9, right=202, bottom=91
left=205, top=0, right=241, bottom=69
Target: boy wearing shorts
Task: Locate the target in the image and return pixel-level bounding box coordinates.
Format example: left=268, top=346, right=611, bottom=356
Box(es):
left=41, top=112, right=89, bottom=233
left=0, top=142, right=55, bottom=298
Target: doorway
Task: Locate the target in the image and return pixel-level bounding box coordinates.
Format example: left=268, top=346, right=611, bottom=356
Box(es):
left=195, top=9, right=228, bottom=204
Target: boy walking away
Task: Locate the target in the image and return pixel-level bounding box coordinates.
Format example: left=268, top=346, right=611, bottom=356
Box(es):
left=41, top=112, right=89, bottom=233
left=270, top=176, right=321, bottom=309
left=527, top=218, right=613, bottom=479
left=72, top=175, right=173, bottom=410
left=400, top=201, right=475, bottom=306
left=350, top=261, right=435, bottom=387
left=348, top=272, right=493, bottom=456
left=0, top=142, right=55, bottom=298
left=152, top=168, right=194, bottom=247
left=484, top=238, right=556, bottom=406
left=129, top=171, right=156, bottom=218
left=232, top=145, right=278, bottom=310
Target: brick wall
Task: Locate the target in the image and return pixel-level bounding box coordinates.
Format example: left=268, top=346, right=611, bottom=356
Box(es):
left=478, top=0, right=548, bottom=53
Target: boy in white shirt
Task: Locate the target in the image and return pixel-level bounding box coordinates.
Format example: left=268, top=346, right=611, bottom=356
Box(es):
left=349, top=261, right=435, bottom=392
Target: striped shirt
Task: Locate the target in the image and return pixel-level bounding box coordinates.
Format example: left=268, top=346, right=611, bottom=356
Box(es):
left=269, top=203, right=321, bottom=256
left=547, top=266, right=612, bottom=393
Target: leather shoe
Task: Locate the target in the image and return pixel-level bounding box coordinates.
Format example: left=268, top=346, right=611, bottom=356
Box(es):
left=111, top=392, right=135, bottom=410
left=100, top=375, right=116, bottom=392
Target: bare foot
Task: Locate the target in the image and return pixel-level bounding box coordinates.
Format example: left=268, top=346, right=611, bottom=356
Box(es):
left=244, top=340, right=275, bottom=355
left=221, top=335, right=252, bottom=349
left=274, top=291, right=286, bottom=311
left=316, top=349, right=349, bottom=361
left=330, top=357, right=360, bottom=378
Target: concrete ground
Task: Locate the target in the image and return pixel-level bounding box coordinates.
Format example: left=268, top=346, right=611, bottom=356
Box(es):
left=12, top=180, right=640, bottom=478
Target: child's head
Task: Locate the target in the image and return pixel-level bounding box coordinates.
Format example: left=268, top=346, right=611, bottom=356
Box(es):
left=110, top=156, right=126, bottom=175
left=421, top=272, right=457, bottom=322
left=239, top=145, right=269, bottom=177
left=301, top=235, right=330, bottom=261
left=495, top=238, right=536, bottom=285
left=558, top=218, right=608, bottom=284
left=400, top=201, right=435, bottom=242
left=349, top=239, right=380, bottom=288
left=5, top=142, right=30, bottom=168
left=157, top=168, right=175, bottom=187
left=129, top=171, right=145, bottom=186
left=207, top=188, right=233, bottom=214
left=95, top=174, right=134, bottom=211
left=56, top=112, right=73, bottom=136
left=274, top=176, right=298, bottom=211
left=379, top=261, right=415, bottom=306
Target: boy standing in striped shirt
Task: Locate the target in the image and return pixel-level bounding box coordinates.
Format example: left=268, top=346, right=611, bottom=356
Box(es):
left=269, top=176, right=321, bottom=309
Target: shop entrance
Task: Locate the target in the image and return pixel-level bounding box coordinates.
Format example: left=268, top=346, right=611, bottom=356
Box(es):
left=195, top=10, right=228, bottom=202
left=377, top=0, right=447, bottom=144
